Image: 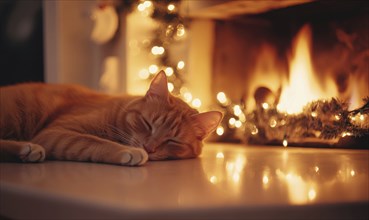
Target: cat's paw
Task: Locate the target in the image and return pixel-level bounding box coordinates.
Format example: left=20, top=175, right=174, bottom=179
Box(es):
left=19, top=143, right=45, bottom=162
left=120, top=148, right=148, bottom=166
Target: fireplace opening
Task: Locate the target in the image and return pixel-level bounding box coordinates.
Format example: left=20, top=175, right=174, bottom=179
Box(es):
left=190, top=0, right=369, bottom=147
left=210, top=1, right=368, bottom=109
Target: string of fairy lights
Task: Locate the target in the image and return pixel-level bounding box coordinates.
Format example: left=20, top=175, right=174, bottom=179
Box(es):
left=120, top=0, right=368, bottom=147
left=130, top=0, right=202, bottom=110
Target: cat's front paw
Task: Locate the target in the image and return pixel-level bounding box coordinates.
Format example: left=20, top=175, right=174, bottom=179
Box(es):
left=120, top=148, right=148, bottom=166
left=19, top=143, right=45, bottom=162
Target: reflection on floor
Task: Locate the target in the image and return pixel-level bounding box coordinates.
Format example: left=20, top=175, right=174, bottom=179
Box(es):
left=0, top=143, right=368, bottom=219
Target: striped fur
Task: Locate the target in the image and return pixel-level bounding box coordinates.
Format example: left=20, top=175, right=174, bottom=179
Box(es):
left=0, top=71, right=222, bottom=166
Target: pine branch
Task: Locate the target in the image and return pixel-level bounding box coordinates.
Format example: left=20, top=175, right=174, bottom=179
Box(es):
left=244, top=97, right=369, bottom=146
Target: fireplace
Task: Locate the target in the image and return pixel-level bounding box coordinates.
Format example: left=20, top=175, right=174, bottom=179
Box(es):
left=204, top=1, right=368, bottom=110
left=182, top=0, right=369, bottom=147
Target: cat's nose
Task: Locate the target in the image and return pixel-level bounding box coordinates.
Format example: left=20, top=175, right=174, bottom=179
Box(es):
left=143, top=144, right=156, bottom=153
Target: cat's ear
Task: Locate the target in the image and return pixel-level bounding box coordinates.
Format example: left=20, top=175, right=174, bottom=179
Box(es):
left=192, top=111, right=223, bottom=140
left=145, top=70, right=168, bottom=99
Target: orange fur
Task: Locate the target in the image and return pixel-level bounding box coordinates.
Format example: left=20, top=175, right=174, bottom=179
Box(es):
left=0, top=71, right=222, bottom=166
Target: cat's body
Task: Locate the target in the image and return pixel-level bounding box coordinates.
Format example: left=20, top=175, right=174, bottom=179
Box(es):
left=0, top=72, right=222, bottom=166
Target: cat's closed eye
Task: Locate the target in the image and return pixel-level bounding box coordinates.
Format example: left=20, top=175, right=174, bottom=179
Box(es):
left=140, top=117, right=152, bottom=132
left=126, top=112, right=152, bottom=133
left=165, top=139, right=181, bottom=146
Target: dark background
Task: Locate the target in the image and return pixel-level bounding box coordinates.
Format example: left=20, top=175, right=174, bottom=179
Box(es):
left=0, top=0, right=44, bottom=86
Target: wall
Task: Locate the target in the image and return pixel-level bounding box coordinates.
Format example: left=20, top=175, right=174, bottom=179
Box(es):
left=43, top=0, right=127, bottom=93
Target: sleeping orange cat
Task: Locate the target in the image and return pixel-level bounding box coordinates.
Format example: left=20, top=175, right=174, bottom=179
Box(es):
left=0, top=71, right=222, bottom=166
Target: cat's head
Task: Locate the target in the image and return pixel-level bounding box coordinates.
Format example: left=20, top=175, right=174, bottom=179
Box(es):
left=124, top=71, right=222, bottom=160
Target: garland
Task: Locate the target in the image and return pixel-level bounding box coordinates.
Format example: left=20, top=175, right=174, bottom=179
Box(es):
left=215, top=96, right=369, bottom=148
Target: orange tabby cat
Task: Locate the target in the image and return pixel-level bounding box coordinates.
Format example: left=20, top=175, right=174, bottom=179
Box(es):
left=0, top=71, right=222, bottom=166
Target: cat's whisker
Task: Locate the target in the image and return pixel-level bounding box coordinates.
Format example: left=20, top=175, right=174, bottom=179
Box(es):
left=106, top=125, right=129, bottom=140
left=94, top=123, right=127, bottom=143
left=106, top=124, right=141, bottom=148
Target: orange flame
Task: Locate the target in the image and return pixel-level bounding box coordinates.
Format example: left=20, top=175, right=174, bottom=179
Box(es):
left=278, top=25, right=338, bottom=114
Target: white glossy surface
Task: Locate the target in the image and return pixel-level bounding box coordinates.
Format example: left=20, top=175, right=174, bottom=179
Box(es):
left=1, top=143, right=368, bottom=219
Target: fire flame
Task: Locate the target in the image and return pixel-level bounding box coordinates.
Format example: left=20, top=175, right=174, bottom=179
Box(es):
left=277, top=25, right=338, bottom=114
